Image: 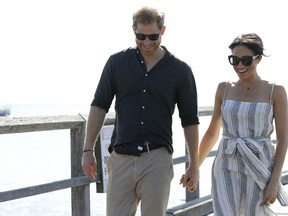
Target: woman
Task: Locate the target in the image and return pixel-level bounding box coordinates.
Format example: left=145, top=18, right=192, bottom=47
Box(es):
left=198, top=33, right=288, bottom=215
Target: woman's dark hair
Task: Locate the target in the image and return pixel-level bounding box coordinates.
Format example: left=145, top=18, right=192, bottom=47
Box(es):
left=229, top=33, right=267, bottom=56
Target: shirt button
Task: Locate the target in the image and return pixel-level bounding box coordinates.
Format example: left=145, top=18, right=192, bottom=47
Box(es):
left=141, top=122, right=144, bottom=125
left=143, top=89, right=146, bottom=92
left=145, top=74, right=148, bottom=77
left=142, top=106, right=145, bottom=109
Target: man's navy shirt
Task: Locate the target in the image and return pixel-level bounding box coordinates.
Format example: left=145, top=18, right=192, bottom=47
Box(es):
left=91, top=46, right=199, bottom=153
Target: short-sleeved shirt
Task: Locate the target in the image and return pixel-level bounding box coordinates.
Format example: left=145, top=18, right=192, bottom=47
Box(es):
left=91, top=46, right=199, bottom=153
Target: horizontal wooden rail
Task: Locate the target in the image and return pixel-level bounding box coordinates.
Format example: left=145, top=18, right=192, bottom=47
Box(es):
left=166, top=195, right=213, bottom=216
left=0, top=115, right=84, bottom=134
left=0, top=176, right=92, bottom=202
left=0, top=112, right=116, bottom=134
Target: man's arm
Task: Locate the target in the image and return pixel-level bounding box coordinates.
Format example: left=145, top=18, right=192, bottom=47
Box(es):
left=180, top=124, right=199, bottom=192
left=81, top=106, right=106, bottom=180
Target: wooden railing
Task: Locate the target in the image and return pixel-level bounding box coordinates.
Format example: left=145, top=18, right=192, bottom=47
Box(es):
left=0, top=114, right=90, bottom=216
left=0, top=106, right=287, bottom=216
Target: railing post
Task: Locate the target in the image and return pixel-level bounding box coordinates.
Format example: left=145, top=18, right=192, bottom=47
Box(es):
left=71, top=120, right=90, bottom=216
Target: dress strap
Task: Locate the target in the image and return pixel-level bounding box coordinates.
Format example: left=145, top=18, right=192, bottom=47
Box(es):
left=223, top=81, right=229, bottom=100
left=269, top=82, right=275, bottom=104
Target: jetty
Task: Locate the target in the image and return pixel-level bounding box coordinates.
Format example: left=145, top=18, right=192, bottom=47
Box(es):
left=0, top=106, right=287, bottom=215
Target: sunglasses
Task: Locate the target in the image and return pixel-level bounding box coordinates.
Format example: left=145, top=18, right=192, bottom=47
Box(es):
left=228, top=55, right=259, bottom=66
left=135, top=33, right=160, bottom=41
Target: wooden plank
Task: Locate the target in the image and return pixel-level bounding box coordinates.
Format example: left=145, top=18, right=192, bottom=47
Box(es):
left=173, top=156, right=188, bottom=165
left=198, top=106, right=213, bottom=116
left=0, top=115, right=85, bottom=134
left=0, top=176, right=90, bottom=202
left=166, top=195, right=213, bottom=216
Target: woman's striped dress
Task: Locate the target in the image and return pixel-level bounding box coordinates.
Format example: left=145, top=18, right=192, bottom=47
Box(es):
left=212, top=99, right=288, bottom=216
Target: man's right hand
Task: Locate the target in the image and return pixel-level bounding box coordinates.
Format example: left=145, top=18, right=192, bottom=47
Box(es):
left=81, top=152, right=97, bottom=181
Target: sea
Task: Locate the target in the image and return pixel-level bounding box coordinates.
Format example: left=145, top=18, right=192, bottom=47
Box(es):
left=0, top=104, right=216, bottom=216
left=0, top=104, right=287, bottom=215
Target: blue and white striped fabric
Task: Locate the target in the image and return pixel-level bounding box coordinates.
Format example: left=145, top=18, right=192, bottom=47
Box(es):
left=212, top=99, right=288, bottom=216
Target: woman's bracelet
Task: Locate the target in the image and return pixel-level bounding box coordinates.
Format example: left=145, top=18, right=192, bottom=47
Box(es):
left=83, top=149, right=93, bottom=153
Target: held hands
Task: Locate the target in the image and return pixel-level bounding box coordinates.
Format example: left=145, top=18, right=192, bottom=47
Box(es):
left=81, top=152, right=97, bottom=181
left=179, top=168, right=199, bottom=193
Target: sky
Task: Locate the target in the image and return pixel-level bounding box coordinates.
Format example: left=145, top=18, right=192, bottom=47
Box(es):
left=1, top=0, right=288, bottom=107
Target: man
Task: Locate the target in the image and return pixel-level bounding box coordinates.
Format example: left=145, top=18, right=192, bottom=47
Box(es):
left=82, top=6, right=199, bottom=216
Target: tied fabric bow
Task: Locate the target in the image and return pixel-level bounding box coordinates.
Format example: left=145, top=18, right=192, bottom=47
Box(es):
left=223, top=135, right=288, bottom=206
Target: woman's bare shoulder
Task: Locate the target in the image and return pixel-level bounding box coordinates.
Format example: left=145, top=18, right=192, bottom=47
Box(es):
left=217, top=81, right=230, bottom=89
left=267, top=81, right=286, bottom=92
left=216, top=81, right=233, bottom=92
left=267, top=80, right=287, bottom=101
left=215, top=81, right=230, bottom=99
